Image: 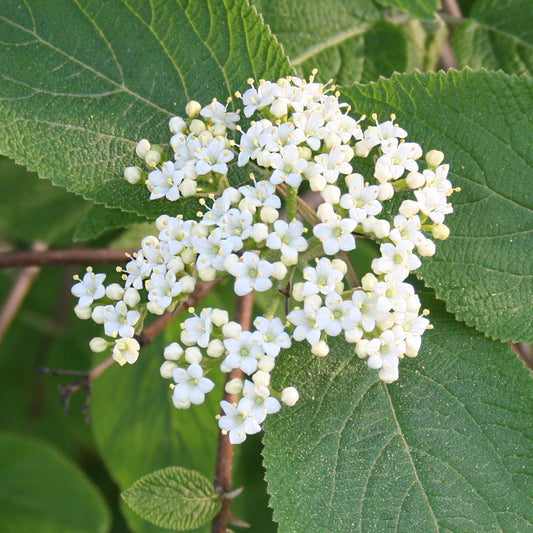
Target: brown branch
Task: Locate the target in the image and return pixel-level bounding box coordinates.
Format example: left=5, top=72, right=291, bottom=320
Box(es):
left=0, top=242, right=48, bottom=346
left=0, top=248, right=136, bottom=268
left=42, top=278, right=223, bottom=421
left=440, top=0, right=463, bottom=71
left=212, top=292, right=254, bottom=533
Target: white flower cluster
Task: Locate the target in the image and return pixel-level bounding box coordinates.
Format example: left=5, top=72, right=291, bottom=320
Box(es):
left=73, top=73, right=457, bottom=444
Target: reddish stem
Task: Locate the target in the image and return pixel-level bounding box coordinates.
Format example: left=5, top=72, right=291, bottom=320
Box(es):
left=0, top=248, right=136, bottom=268
left=211, top=292, right=254, bottom=533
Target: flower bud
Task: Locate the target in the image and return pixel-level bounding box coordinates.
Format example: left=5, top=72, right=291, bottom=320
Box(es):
left=271, top=261, right=288, bottom=280
left=207, top=339, right=225, bottom=358
left=239, top=198, right=257, bottom=215
left=105, top=283, right=125, bottom=301
left=361, top=273, right=377, bottom=291
left=324, top=132, right=341, bottom=149
left=321, top=185, right=341, bottom=204
left=180, top=275, right=196, bottom=294
left=185, top=347, right=202, bottom=364
left=311, top=340, right=329, bottom=357
left=89, top=337, right=108, bottom=353
left=256, top=150, right=271, bottom=167
left=222, top=321, right=242, bottom=339
left=251, top=222, right=268, bottom=242
left=426, top=149, right=445, bottom=168
left=185, top=100, right=202, bottom=118
left=223, top=254, right=239, bottom=272
left=331, top=258, right=348, bottom=275
left=417, top=239, right=436, bottom=257
left=225, top=187, right=241, bottom=204
left=169, top=116, right=187, bottom=134
left=432, top=223, right=450, bottom=240
left=91, top=305, right=105, bottom=324
left=147, top=301, right=165, bottom=315
left=181, top=247, right=196, bottom=266
left=399, top=200, right=420, bottom=218
left=124, top=166, right=142, bottom=184
left=144, top=149, right=161, bottom=168
left=406, top=171, right=425, bottom=189
left=362, top=216, right=390, bottom=238
left=183, top=165, right=198, bottom=180
left=291, top=282, right=304, bottom=301
left=198, top=266, right=216, bottom=281
left=252, top=370, right=271, bottom=387
left=189, top=118, right=206, bottom=135
left=210, top=122, right=227, bottom=136
left=344, top=326, right=363, bottom=343
left=281, top=386, right=299, bottom=406
left=225, top=378, right=243, bottom=395
left=354, top=139, right=371, bottom=158
left=355, top=339, right=369, bottom=358
left=308, top=174, right=327, bottom=192
left=377, top=182, right=394, bottom=201
left=74, top=305, right=92, bottom=320
left=405, top=334, right=422, bottom=357
left=164, top=342, right=184, bottom=361
left=160, top=360, right=177, bottom=379
left=270, top=99, right=288, bottom=118
left=260, top=206, right=279, bottom=224
left=136, top=139, right=151, bottom=158
left=211, top=309, right=229, bottom=327
left=257, top=355, right=276, bottom=372
left=179, top=178, right=197, bottom=197
left=298, top=146, right=312, bottom=160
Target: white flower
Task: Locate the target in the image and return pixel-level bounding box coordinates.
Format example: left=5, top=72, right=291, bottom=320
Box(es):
left=102, top=301, right=140, bottom=338
left=287, top=297, right=322, bottom=345
left=292, top=111, right=326, bottom=151
left=253, top=316, right=291, bottom=357
left=172, top=363, right=215, bottom=409
left=313, top=203, right=357, bottom=255
left=241, top=81, right=276, bottom=117
left=339, top=173, right=382, bottom=223
left=266, top=220, right=308, bottom=265
left=222, top=330, right=264, bottom=375
left=269, top=144, right=308, bottom=188
left=237, top=119, right=273, bottom=165
left=372, top=241, right=422, bottom=281
left=413, top=186, right=453, bottom=224
left=362, top=119, right=407, bottom=150
left=194, top=137, right=234, bottom=175
left=145, top=267, right=189, bottom=311
left=146, top=161, right=184, bottom=201
left=312, top=145, right=354, bottom=184
left=215, top=208, right=253, bottom=251
left=242, top=380, right=281, bottom=423
left=302, top=257, right=344, bottom=297
left=238, top=180, right=281, bottom=209
left=112, top=337, right=140, bottom=366
left=200, top=100, right=239, bottom=130
left=181, top=308, right=214, bottom=348
left=218, top=399, right=262, bottom=444
left=71, top=270, right=106, bottom=308
left=375, top=139, right=422, bottom=182
left=352, top=289, right=391, bottom=333
left=193, top=233, right=234, bottom=272
left=226, top=252, right=274, bottom=296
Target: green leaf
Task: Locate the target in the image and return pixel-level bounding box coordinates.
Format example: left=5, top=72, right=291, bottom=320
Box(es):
left=375, top=0, right=440, bottom=20
left=0, top=156, right=90, bottom=245
left=454, top=0, right=533, bottom=76
left=263, top=290, right=533, bottom=532
left=252, top=1, right=407, bottom=84
left=122, top=467, right=220, bottom=531
left=0, top=0, right=291, bottom=220
left=74, top=204, right=149, bottom=242
left=340, top=70, right=533, bottom=343
left=0, top=432, right=110, bottom=533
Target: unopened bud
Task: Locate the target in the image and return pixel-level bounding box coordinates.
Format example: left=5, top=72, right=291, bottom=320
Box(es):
left=189, top=118, right=206, bottom=135
left=252, top=370, right=270, bottom=387
left=169, top=116, right=187, bottom=134
left=222, top=321, right=241, bottom=339
left=160, top=360, right=177, bottom=379
left=426, top=149, right=445, bottom=168
left=399, top=200, right=420, bottom=218
left=377, top=182, right=394, bottom=201
left=271, top=261, right=288, bottom=280
left=417, top=239, right=436, bottom=257
left=432, top=223, right=450, bottom=240
left=406, top=171, right=425, bottom=189
left=185, top=100, right=202, bottom=118
left=281, top=386, right=299, bottom=406
left=124, top=166, right=142, bottom=184
left=105, top=283, right=125, bottom=301
left=89, top=337, right=108, bottom=353
left=260, top=206, right=279, bottom=224
left=179, top=178, right=197, bottom=197
left=207, top=339, right=225, bottom=358
left=211, top=309, right=229, bottom=327
left=331, top=259, right=347, bottom=275
left=257, top=355, right=276, bottom=372
left=144, top=149, right=161, bottom=168
left=164, top=342, right=184, bottom=361
left=198, top=266, right=216, bottom=281
left=136, top=139, right=151, bottom=158
left=74, top=305, right=92, bottom=320
left=225, top=378, right=243, bottom=395
left=311, top=340, right=329, bottom=357
left=185, top=347, right=202, bottom=364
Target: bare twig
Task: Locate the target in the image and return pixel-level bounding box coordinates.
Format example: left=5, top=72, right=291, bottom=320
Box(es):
left=0, top=248, right=136, bottom=268
left=0, top=242, right=48, bottom=345
left=212, top=292, right=254, bottom=533
left=440, top=0, right=463, bottom=71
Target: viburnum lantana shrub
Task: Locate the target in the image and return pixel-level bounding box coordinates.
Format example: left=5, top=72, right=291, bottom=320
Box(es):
left=71, top=73, right=457, bottom=445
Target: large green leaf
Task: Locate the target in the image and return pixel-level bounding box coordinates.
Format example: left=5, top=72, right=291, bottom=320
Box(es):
left=0, top=432, right=110, bottom=533
left=341, top=69, right=533, bottom=344
left=375, top=0, right=440, bottom=20
left=263, top=290, right=533, bottom=532
left=0, top=0, right=291, bottom=223
left=252, top=1, right=408, bottom=84
left=454, top=0, right=533, bottom=76
left=0, top=156, right=90, bottom=245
